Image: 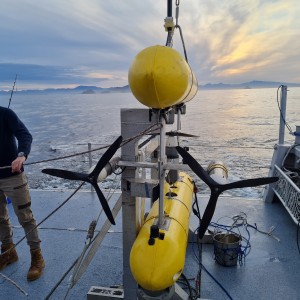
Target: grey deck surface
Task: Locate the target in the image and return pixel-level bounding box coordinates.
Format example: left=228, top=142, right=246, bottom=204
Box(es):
left=0, top=189, right=299, bottom=300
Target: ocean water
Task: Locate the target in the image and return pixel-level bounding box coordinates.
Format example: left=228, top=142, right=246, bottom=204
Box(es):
left=0, top=87, right=299, bottom=198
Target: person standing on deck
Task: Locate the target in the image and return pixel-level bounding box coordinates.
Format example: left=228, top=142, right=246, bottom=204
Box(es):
left=0, top=106, right=45, bottom=281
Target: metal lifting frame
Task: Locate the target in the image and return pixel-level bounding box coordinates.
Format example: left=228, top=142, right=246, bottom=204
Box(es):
left=120, top=108, right=190, bottom=300
left=87, top=107, right=192, bottom=299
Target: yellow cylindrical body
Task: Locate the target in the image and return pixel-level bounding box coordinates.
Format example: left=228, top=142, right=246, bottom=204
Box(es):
left=128, top=45, right=198, bottom=109
left=130, top=172, right=194, bottom=291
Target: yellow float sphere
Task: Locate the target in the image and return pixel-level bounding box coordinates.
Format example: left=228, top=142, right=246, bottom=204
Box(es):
left=128, top=45, right=198, bottom=109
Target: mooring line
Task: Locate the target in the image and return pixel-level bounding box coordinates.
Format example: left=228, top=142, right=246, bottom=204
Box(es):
left=0, top=123, right=161, bottom=170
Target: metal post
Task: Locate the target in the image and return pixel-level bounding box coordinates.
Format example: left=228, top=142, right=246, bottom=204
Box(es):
left=121, top=108, right=158, bottom=299
left=263, top=85, right=289, bottom=202
left=158, top=112, right=166, bottom=227
left=167, top=0, right=172, bottom=17
left=177, top=108, right=181, bottom=131
left=279, top=85, right=287, bottom=144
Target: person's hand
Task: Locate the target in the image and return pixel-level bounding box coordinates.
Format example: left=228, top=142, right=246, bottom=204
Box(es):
left=11, top=156, right=26, bottom=173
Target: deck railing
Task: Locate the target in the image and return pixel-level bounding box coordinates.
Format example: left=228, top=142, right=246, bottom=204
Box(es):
left=273, top=164, right=300, bottom=224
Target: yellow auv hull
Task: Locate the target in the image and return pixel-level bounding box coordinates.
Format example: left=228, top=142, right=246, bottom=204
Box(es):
left=130, top=172, right=194, bottom=291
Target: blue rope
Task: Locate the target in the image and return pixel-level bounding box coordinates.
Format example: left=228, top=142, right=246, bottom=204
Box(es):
left=200, top=262, right=234, bottom=300
left=209, top=222, right=251, bottom=260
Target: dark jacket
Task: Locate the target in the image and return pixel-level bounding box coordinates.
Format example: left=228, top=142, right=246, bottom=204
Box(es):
left=0, top=106, right=32, bottom=178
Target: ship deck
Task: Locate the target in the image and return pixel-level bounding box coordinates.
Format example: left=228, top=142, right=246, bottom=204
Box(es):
left=0, top=189, right=299, bottom=300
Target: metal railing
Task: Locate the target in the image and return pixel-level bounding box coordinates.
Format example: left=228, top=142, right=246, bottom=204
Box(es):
left=273, top=164, right=300, bottom=224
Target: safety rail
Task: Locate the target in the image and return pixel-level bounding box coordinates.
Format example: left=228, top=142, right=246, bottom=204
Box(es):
left=273, top=164, right=300, bottom=224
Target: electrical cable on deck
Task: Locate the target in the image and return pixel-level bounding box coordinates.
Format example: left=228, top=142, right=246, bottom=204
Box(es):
left=177, top=273, right=198, bottom=300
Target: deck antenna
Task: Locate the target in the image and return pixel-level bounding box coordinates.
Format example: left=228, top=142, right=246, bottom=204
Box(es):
left=8, top=74, right=17, bottom=108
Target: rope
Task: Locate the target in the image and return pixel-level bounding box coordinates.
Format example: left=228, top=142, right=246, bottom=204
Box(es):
left=277, top=85, right=295, bottom=136
left=174, top=0, right=188, bottom=62
left=164, top=0, right=189, bottom=62
left=47, top=193, right=122, bottom=299
left=191, top=185, right=234, bottom=299
left=246, top=223, right=280, bottom=242
left=121, top=123, right=161, bottom=147
left=177, top=273, right=198, bottom=300
left=3, top=175, right=120, bottom=299
left=192, top=187, right=202, bottom=300
left=191, top=229, right=233, bottom=300
left=209, top=213, right=251, bottom=264
left=199, top=262, right=234, bottom=300
left=0, top=147, right=108, bottom=170
left=208, top=211, right=280, bottom=266
left=0, top=272, right=28, bottom=296
left=0, top=123, right=161, bottom=170
left=1, top=122, right=160, bottom=259
left=64, top=174, right=121, bottom=295
left=297, top=220, right=300, bottom=255
left=44, top=256, right=79, bottom=300
left=1, top=182, right=84, bottom=257
left=185, top=144, right=274, bottom=150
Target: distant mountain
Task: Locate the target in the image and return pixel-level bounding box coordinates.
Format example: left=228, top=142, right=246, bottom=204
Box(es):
left=1, top=81, right=300, bottom=95
left=200, top=80, right=300, bottom=90
left=0, top=85, right=131, bottom=95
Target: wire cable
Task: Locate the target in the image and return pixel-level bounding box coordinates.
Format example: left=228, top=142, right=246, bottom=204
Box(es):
left=276, top=85, right=294, bottom=135
left=178, top=273, right=196, bottom=299
left=0, top=123, right=161, bottom=170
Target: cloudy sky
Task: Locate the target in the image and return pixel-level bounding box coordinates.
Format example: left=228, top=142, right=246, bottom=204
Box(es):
left=0, top=0, right=299, bottom=90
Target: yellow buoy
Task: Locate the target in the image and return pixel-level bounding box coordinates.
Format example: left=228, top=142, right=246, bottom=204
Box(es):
left=130, top=172, right=194, bottom=291
left=128, top=45, right=198, bottom=109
